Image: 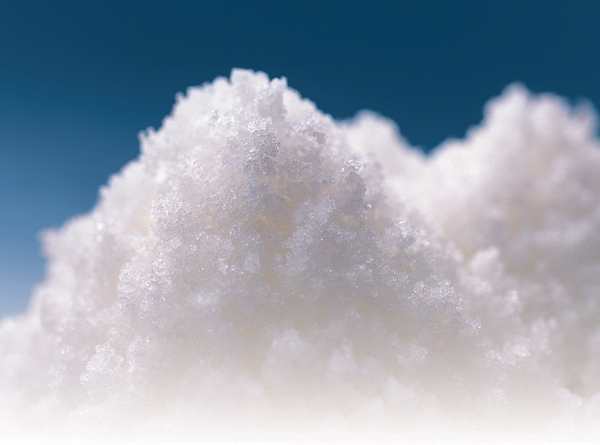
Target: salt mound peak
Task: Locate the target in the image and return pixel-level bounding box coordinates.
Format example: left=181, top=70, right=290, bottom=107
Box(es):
left=1, top=70, right=600, bottom=441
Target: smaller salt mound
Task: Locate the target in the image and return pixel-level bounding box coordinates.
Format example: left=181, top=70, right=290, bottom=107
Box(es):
left=423, top=86, right=600, bottom=406
left=353, top=84, right=600, bottom=436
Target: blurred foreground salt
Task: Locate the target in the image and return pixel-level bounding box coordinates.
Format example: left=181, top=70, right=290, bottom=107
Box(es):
left=1, top=70, right=599, bottom=441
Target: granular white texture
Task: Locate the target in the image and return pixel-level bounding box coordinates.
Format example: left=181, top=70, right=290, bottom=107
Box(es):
left=1, top=70, right=600, bottom=441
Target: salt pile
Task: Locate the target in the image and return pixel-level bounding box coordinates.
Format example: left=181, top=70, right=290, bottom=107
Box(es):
left=1, top=70, right=599, bottom=441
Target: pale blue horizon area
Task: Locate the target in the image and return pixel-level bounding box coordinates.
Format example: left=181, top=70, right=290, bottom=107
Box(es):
left=1, top=0, right=599, bottom=317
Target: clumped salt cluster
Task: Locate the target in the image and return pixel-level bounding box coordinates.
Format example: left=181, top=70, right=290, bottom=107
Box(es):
left=1, top=70, right=600, bottom=441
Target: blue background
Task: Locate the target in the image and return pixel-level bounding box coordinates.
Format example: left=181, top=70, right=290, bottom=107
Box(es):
left=1, top=0, right=599, bottom=316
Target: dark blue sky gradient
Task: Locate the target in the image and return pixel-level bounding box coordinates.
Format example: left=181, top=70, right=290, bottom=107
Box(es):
left=1, top=0, right=599, bottom=315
